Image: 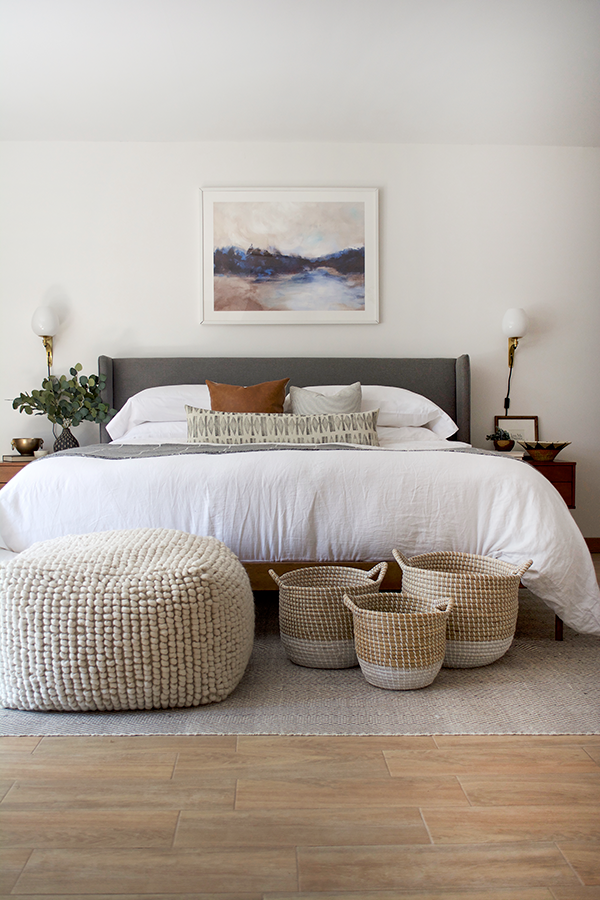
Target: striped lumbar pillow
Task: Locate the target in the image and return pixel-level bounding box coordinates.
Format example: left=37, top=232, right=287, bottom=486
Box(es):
left=185, top=407, right=379, bottom=446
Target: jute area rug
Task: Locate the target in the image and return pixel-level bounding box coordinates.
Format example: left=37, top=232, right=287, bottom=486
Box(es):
left=1, top=590, right=598, bottom=737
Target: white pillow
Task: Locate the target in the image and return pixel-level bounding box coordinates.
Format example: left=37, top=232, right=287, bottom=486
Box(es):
left=288, top=382, right=362, bottom=415
left=110, top=421, right=188, bottom=443
left=285, top=385, right=458, bottom=438
left=107, top=384, right=212, bottom=439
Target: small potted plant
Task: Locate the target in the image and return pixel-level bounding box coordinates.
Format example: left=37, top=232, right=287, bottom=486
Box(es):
left=486, top=428, right=515, bottom=452
left=13, top=364, right=115, bottom=452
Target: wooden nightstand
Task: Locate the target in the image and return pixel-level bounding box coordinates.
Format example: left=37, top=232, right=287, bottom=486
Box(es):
left=523, top=457, right=576, bottom=643
left=524, top=459, right=576, bottom=509
left=0, top=459, right=34, bottom=489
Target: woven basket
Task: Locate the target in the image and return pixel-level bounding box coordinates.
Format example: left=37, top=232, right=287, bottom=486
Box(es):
left=342, top=592, right=452, bottom=690
left=393, top=549, right=533, bottom=668
left=269, top=563, right=387, bottom=668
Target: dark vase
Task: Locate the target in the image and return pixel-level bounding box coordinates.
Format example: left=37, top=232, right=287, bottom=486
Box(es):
left=54, top=426, right=79, bottom=453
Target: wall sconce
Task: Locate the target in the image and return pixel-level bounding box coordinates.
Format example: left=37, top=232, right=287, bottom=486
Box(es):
left=501, top=307, right=528, bottom=415
left=31, top=307, right=60, bottom=375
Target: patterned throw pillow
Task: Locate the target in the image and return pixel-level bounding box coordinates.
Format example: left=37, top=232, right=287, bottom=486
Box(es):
left=186, top=407, right=380, bottom=446
left=288, top=382, right=362, bottom=415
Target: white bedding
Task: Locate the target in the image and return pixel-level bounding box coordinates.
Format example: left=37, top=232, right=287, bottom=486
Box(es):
left=1, top=439, right=599, bottom=635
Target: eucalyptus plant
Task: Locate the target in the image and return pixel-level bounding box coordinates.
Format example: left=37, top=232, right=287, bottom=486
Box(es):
left=12, top=364, right=115, bottom=429
left=485, top=428, right=512, bottom=442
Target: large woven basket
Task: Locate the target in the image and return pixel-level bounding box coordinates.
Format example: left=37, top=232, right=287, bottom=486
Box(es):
left=343, top=592, right=452, bottom=690
left=393, top=549, right=533, bottom=668
left=269, top=563, right=387, bottom=668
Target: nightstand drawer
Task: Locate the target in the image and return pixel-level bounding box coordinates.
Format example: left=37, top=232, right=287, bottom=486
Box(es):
left=525, top=459, right=576, bottom=509
left=0, top=460, right=34, bottom=489
left=553, top=481, right=575, bottom=506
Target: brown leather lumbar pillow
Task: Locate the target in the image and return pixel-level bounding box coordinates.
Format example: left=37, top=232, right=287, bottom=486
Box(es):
left=206, top=378, right=290, bottom=413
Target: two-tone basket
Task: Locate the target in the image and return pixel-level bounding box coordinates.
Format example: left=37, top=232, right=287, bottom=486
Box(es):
left=269, top=563, right=387, bottom=668
left=393, top=549, right=533, bottom=668
left=342, top=592, right=452, bottom=690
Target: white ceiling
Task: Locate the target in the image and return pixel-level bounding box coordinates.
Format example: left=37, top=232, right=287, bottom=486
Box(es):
left=1, top=0, right=599, bottom=145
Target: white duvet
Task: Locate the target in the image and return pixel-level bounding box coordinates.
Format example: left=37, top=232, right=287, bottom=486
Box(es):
left=1, top=440, right=599, bottom=635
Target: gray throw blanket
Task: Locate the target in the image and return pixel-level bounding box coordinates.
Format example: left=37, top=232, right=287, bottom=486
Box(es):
left=45, top=442, right=518, bottom=461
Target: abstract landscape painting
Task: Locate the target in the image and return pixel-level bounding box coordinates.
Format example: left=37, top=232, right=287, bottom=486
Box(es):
left=202, top=188, right=378, bottom=324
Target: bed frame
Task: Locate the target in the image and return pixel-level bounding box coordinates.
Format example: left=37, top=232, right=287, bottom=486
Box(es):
left=98, top=355, right=471, bottom=590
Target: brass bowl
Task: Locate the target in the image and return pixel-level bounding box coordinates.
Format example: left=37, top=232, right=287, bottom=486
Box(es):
left=11, top=437, right=44, bottom=455
left=517, top=441, right=571, bottom=462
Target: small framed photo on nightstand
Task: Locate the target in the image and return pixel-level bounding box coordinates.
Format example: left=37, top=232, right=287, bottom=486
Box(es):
left=494, top=415, right=539, bottom=442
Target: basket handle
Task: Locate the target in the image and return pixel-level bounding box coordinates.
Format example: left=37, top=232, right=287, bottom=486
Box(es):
left=268, top=569, right=283, bottom=588
left=366, top=561, right=388, bottom=585
left=434, top=597, right=454, bottom=614
left=513, top=559, right=533, bottom=578
left=342, top=593, right=363, bottom=616
left=392, top=549, right=410, bottom=569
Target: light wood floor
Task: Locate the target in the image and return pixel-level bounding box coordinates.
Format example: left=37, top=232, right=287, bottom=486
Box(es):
left=1, top=557, right=599, bottom=899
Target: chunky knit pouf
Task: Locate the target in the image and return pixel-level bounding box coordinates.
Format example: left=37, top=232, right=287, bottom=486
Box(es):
left=0, top=529, right=255, bottom=712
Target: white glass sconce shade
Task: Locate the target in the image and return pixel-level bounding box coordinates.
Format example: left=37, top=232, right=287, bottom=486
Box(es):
left=502, top=308, right=528, bottom=338
left=31, top=307, right=59, bottom=337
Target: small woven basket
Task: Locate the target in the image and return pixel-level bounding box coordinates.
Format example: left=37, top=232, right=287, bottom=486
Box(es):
left=393, top=549, right=533, bottom=668
left=342, top=592, right=452, bottom=690
left=269, top=563, right=387, bottom=668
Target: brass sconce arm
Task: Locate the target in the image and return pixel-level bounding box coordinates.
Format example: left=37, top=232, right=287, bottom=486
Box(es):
left=507, top=336, right=519, bottom=368
left=31, top=307, right=59, bottom=375
left=41, top=335, right=54, bottom=371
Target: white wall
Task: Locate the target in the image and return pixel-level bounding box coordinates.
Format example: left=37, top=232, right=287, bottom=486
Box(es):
left=1, top=141, right=599, bottom=536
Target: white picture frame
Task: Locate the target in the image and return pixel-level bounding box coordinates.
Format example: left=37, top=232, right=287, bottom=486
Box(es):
left=201, top=187, right=379, bottom=324
left=495, top=415, right=539, bottom=442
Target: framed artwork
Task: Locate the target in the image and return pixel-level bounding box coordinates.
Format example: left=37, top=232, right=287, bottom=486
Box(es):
left=494, top=415, right=539, bottom=441
left=201, top=187, right=379, bottom=324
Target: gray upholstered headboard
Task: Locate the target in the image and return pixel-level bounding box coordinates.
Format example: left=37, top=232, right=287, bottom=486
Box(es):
left=98, top=355, right=471, bottom=444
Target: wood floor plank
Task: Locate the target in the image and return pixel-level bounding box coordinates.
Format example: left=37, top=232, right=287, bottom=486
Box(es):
left=235, top=775, right=470, bottom=810
left=0, top=737, right=41, bottom=753
left=265, top=890, right=556, bottom=900
left=459, top=773, right=600, bottom=806
left=33, top=734, right=237, bottom=754
left=422, top=804, right=600, bottom=843
left=434, top=735, right=600, bottom=748
left=385, top=745, right=600, bottom=776
left=296, top=842, right=581, bottom=892
left=558, top=841, right=600, bottom=885
left=0, top=895, right=263, bottom=900
left=174, top=747, right=391, bottom=780
left=551, top=886, right=600, bottom=899
left=584, top=744, right=600, bottom=764
left=0, top=848, right=32, bottom=894
left=0, top=894, right=261, bottom=900
left=1, top=809, right=179, bottom=849
left=175, top=806, right=430, bottom=848
left=13, top=847, right=298, bottom=894
left=0, top=751, right=177, bottom=781
left=0, top=780, right=15, bottom=803
left=237, top=734, right=438, bottom=753
left=1, top=776, right=235, bottom=810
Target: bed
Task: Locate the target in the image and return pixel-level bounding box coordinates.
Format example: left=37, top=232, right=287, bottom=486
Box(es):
left=1, top=354, right=599, bottom=637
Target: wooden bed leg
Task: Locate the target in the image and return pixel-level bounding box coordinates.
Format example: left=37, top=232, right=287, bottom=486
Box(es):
left=555, top=614, right=564, bottom=641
